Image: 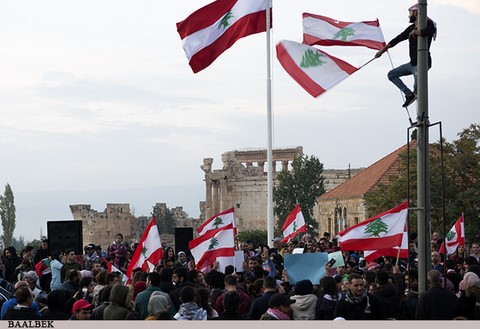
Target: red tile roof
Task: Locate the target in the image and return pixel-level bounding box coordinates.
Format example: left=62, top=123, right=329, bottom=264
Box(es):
left=319, top=142, right=413, bottom=200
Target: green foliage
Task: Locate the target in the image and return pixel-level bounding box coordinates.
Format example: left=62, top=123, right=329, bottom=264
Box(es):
left=273, top=154, right=325, bottom=236
left=0, top=183, right=16, bottom=247
left=152, top=205, right=176, bottom=235
left=237, top=229, right=268, bottom=246
left=365, top=124, right=480, bottom=242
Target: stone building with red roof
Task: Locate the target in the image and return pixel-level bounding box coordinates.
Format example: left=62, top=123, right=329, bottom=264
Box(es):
left=314, top=142, right=413, bottom=237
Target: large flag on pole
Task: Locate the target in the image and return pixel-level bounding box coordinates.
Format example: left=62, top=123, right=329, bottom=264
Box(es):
left=281, top=205, right=307, bottom=243
left=189, top=223, right=235, bottom=272
left=338, top=201, right=408, bottom=251
left=126, top=217, right=163, bottom=282
left=302, top=13, right=386, bottom=50
left=363, top=226, right=408, bottom=262
left=276, top=40, right=358, bottom=97
left=177, top=0, right=272, bottom=73
left=439, top=214, right=465, bottom=256
left=197, top=207, right=236, bottom=236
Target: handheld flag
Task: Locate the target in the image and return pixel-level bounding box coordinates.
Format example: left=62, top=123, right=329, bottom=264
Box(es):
left=102, top=258, right=129, bottom=284
left=189, top=223, right=235, bottom=272
left=276, top=40, right=358, bottom=97
left=177, top=0, right=272, bottom=73
left=363, top=226, right=408, bottom=262
left=281, top=205, right=307, bottom=243
left=439, top=214, right=465, bottom=256
left=197, top=207, right=236, bottom=236
left=338, top=201, right=408, bottom=251
left=303, top=13, right=386, bottom=50
left=126, top=217, right=163, bottom=282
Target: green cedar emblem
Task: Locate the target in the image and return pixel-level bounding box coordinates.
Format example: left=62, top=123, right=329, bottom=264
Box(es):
left=446, top=230, right=456, bottom=241
left=213, top=216, right=224, bottom=228
left=218, top=11, right=234, bottom=30
left=142, top=244, right=148, bottom=257
left=300, top=49, right=326, bottom=68
left=333, top=27, right=355, bottom=41
left=364, top=217, right=388, bottom=237
left=293, top=221, right=297, bottom=231
left=208, top=237, right=219, bottom=250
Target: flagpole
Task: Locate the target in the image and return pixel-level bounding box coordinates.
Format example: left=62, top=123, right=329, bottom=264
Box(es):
left=266, top=0, right=274, bottom=248
left=358, top=57, right=376, bottom=70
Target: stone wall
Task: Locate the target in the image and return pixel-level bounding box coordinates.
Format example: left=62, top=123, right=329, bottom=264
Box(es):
left=314, top=196, right=366, bottom=237
left=70, top=203, right=198, bottom=249
left=70, top=204, right=132, bottom=250
left=201, top=147, right=362, bottom=234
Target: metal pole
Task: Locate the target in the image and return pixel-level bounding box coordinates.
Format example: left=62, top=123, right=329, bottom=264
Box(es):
left=416, top=0, right=431, bottom=293
left=266, top=0, right=274, bottom=248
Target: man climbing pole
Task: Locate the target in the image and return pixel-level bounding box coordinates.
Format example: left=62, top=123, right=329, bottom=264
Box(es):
left=375, top=3, right=437, bottom=108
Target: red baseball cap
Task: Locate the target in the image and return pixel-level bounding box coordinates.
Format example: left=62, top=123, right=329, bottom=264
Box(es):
left=72, top=299, right=94, bottom=313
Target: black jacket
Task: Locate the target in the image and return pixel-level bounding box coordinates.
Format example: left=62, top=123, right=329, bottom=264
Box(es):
left=388, top=18, right=436, bottom=67
left=334, top=293, right=384, bottom=320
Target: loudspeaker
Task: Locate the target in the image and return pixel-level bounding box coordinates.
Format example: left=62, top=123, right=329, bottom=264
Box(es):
left=175, top=227, right=193, bottom=259
left=47, top=220, right=83, bottom=255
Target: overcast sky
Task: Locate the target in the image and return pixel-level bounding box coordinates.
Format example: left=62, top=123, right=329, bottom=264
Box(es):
left=1, top=0, right=478, bottom=242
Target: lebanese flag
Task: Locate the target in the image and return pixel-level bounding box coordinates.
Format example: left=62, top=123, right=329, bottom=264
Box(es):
left=197, top=207, right=236, bottom=236
left=281, top=205, right=307, bottom=243
left=189, top=223, right=235, bottom=272
left=35, top=258, right=51, bottom=278
left=102, top=257, right=129, bottom=284
left=177, top=0, right=272, bottom=73
left=303, top=13, right=386, bottom=50
left=125, top=217, right=163, bottom=282
left=338, top=201, right=408, bottom=251
left=439, top=214, right=465, bottom=256
left=363, top=226, right=408, bottom=262
left=276, top=40, right=358, bottom=97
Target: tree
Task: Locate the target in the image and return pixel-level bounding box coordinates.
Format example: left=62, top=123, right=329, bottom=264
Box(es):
left=237, top=229, right=267, bottom=247
left=0, top=183, right=16, bottom=247
left=152, top=204, right=176, bottom=235
left=365, top=124, right=480, bottom=242
left=273, top=154, right=325, bottom=236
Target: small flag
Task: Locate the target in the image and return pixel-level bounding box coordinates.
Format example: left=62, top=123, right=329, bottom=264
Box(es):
left=303, top=13, right=386, bottom=50
left=102, top=258, right=128, bottom=284
left=281, top=205, right=307, bottom=243
left=439, top=214, right=465, bottom=256
left=197, top=207, right=236, bottom=236
left=276, top=40, right=358, bottom=97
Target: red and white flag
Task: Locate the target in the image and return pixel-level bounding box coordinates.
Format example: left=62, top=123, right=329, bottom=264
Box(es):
left=281, top=205, right=307, bottom=243
left=338, top=201, right=408, bottom=251
left=439, top=214, right=465, bottom=256
left=177, top=0, right=272, bottom=73
left=102, top=257, right=129, bottom=284
left=303, top=13, right=386, bottom=50
left=126, top=217, right=163, bottom=282
left=276, top=40, right=358, bottom=97
left=197, top=207, right=236, bottom=236
left=363, top=226, right=408, bottom=262
left=189, top=223, right=235, bottom=272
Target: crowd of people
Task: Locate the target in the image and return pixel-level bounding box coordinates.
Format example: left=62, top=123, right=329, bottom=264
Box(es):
left=1, top=230, right=480, bottom=321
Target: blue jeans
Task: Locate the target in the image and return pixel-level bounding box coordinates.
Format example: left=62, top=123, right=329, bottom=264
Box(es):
left=387, top=63, right=417, bottom=96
